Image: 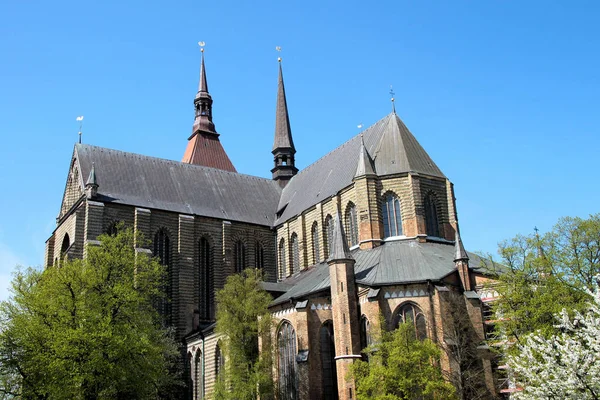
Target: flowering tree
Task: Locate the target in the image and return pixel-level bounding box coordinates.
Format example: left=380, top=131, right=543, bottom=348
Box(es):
left=508, top=283, right=600, bottom=399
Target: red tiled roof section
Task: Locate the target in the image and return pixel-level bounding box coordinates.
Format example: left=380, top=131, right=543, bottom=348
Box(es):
left=182, top=133, right=237, bottom=172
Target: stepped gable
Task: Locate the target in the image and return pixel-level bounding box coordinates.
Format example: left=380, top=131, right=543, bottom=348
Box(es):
left=270, top=240, right=491, bottom=305
left=75, top=143, right=280, bottom=226
left=275, top=113, right=445, bottom=225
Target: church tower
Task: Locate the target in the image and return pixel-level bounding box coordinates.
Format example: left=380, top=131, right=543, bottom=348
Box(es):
left=328, top=213, right=362, bottom=400
left=271, top=58, right=297, bottom=187
left=182, top=48, right=236, bottom=172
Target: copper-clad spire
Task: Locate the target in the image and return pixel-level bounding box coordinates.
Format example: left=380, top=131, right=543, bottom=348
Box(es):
left=272, top=60, right=295, bottom=152
left=191, top=45, right=217, bottom=136
left=198, top=49, right=208, bottom=94
left=327, top=212, right=354, bottom=262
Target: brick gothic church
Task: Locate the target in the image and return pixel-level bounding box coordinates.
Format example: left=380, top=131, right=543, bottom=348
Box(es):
left=46, top=52, right=501, bottom=399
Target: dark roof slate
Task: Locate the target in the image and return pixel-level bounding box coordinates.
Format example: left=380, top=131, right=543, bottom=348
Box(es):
left=271, top=240, right=488, bottom=306
left=272, top=63, right=295, bottom=152
left=275, top=113, right=445, bottom=225
left=74, top=143, right=281, bottom=226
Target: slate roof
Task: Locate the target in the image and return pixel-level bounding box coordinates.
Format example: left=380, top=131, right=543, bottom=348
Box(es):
left=74, top=143, right=281, bottom=226
left=271, top=240, right=492, bottom=306
left=275, top=113, right=445, bottom=225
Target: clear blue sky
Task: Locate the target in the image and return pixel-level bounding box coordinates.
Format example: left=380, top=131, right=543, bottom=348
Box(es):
left=1, top=1, right=599, bottom=300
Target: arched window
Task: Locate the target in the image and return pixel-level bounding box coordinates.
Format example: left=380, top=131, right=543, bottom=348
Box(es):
left=290, top=233, right=300, bottom=275
left=154, top=229, right=171, bottom=320
left=234, top=240, right=246, bottom=273
left=320, top=321, right=338, bottom=400
left=345, top=203, right=359, bottom=247
left=199, top=237, right=212, bottom=320
left=187, top=352, right=194, bottom=400
left=424, top=193, right=440, bottom=237
left=104, top=221, right=120, bottom=236
left=311, top=222, right=321, bottom=264
left=382, top=193, right=403, bottom=238
left=215, top=343, right=224, bottom=380
left=360, top=315, right=371, bottom=351
left=60, top=233, right=71, bottom=263
left=255, top=241, right=264, bottom=269
left=325, top=215, right=334, bottom=258
left=194, top=351, right=203, bottom=400
left=278, top=239, right=286, bottom=280
left=278, top=321, right=298, bottom=400
left=393, top=303, right=428, bottom=340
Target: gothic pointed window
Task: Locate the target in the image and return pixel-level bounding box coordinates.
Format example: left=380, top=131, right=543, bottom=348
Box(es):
left=290, top=233, right=300, bottom=274
left=154, top=229, right=171, bottom=320
left=311, top=222, right=321, bottom=264
left=199, top=237, right=212, bottom=320
left=255, top=241, right=264, bottom=269
left=345, top=203, right=359, bottom=247
left=234, top=240, right=246, bottom=273
left=393, top=303, right=428, bottom=340
left=320, top=321, right=338, bottom=400
left=360, top=315, right=371, bottom=351
left=278, top=321, right=297, bottom=400
left=194, top=351, right=203, bottom=399
left=60, top=233, right=71, bottom=263
left=424, top=193, right=440, bottom=237
left=278, top=239, right=286, bottom=280
left=215, top=343, right=224, bottom=380
left=382, top=193, right=403, bottom=238
left=325, top=215, right=334, bottom=258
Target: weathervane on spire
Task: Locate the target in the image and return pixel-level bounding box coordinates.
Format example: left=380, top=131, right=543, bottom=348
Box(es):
left=276, top=46, right=282, bottom=62
left=198, top=41, right=205, bottom=53
left=76, top=115, right=84, bottom=143
left=389, top=85, right=396, bottom=113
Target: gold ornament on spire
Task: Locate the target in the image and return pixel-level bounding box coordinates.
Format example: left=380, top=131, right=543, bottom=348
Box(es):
left=198, top=41, right=205, bottom=53
left=276, top=46, right=282, bottom=62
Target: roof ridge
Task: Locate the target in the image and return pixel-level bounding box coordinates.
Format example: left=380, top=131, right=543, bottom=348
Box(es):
left=75, top=143, right=280, bottom=186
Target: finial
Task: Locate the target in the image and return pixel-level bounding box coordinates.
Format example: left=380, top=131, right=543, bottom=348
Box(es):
left=76, top=115, right=84, bottom=144
left=276, top=46, right=282, bottom=62
left=389, top=85, right=396, bottom=114
left=357, top=123, right=363, bottom=129
left=198, top=41, right=205, bottom=53
left=534, top=226, right=540, bottom=237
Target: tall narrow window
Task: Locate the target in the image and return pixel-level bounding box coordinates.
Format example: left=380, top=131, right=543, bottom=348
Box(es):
left=320, top=321, right=338, bottom=400
left=215, top=343, right=224, bottom=380
left=154, top=229, right=171, bottom=320
left=278, top=321, right=297, bottom=400
left=393, top=303, right=428, bottom=340
left=234, top=240, right=246, bottom=273
left=60, top=233, right=71, bottom=264
left=194, top=351, right=203, bottom=400
left=325, top=215, right=333, bottom=258
left=255, top=241, right=264, bottom=269
left=199, top=237, right=212, bottom=320
left=382, top=193, right=403, bottom=238
left=278, top=239, right=286, bottom=280
left=345, top=203, right=359, bottom=247
left=311, top=222, right=321, bottom=264
left=360, top=316, right=371, bottom=351
left=424, top=193, right=440, bottom=237
left=290, top=233, right=300, bottom=274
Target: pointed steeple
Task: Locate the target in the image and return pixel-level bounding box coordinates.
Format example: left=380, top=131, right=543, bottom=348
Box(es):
left=182, top=48, right=236, bottom=172
left=271, top=58, right=297, bottom=187
left=328, top=213, right=354, bottom=262
left=354, top=134, right=376, bottom=179
left=454, top=229, right=469, bottom=262
left=191, top=49, right=217, bottom=136
left=85, top=162, right=98, bottom=199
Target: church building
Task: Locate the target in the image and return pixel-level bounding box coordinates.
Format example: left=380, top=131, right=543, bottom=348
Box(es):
left=46, top=50, right=501, bottom=399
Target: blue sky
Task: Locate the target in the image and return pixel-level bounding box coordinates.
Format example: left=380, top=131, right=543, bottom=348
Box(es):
left=1, top=1, right=599, bottom=300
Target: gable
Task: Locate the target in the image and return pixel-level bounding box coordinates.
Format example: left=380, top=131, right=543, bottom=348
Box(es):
left=58, top=154, right=84, bottom=220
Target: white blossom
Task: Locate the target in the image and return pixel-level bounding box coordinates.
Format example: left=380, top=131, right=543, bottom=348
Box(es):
left=509, top=284, right=600, bottom=399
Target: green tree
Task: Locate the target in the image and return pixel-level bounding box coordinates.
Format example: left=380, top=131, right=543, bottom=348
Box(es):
left=485, top=214, right=600, bottom=345
left=351, top=321, right=457, bottom=400
left=213, top=268, right=274, bottom=400
left=0, top=228, right=180, bottom=399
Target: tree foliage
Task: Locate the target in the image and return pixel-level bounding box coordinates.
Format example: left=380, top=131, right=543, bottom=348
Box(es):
left=213, top=268, right=274, bottom=400
left=351, top=320, right=457, bottom=400
left=508, top=283, right=600, bottom=399
left=0, top=228, right=180, bottom=399
left=486, top=214, right=600, bottom=343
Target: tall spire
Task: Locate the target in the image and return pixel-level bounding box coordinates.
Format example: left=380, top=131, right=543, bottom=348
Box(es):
left=271, top=55, right=297, bottom=187
left=328, top=212, right=353, bottom=262
left=454, top=229, right=469, bottom=262
left=354, top=134, right=376, bottom=179
left=182, top=45, right=236, bottom=172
